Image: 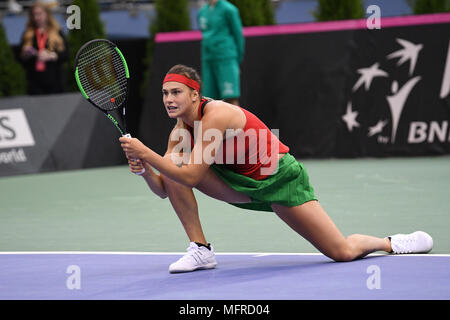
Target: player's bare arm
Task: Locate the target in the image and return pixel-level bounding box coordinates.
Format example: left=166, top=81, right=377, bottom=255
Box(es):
left=120, top=105, right=230, bottom=187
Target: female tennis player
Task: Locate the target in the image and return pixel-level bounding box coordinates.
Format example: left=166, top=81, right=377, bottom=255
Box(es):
left=120, top=64, right=433, bottom=273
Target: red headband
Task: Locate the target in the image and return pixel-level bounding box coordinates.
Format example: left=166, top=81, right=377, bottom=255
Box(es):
left=163, top=73, right=201, bottom=92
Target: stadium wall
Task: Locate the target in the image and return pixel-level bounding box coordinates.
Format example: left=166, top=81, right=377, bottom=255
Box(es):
left=0, top=93, right=127, bottom=177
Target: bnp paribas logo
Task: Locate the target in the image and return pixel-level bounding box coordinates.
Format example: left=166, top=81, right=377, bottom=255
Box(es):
left=342, top=38, right=450, bottom=144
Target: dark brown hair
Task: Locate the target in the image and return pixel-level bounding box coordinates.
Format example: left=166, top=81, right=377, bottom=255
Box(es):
left=166, top=64, right=202, bottom=95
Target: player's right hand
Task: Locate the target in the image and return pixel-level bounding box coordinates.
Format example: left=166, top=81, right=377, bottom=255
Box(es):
left=128, top=159, right=148, bottom=175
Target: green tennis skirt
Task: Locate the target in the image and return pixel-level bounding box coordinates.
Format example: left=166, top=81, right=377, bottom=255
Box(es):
left=210, top=153, right=317, bottom=212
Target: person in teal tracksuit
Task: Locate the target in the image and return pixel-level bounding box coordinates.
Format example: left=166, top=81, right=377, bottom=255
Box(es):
left=197, top=0, right=244, bottom=105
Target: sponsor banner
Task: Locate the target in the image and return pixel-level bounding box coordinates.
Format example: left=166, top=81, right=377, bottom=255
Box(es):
left=0, top=109, right=35, bottom=149
left=337, top=27, right=450, bottom=157
left=0, top=93, right=126, bottom=177
left=141, top=14, right=450, bottom=158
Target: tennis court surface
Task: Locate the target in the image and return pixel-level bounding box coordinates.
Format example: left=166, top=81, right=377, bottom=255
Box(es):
left=1, top=156, right=449, bottom=300
left=0, top=252, right=449, bottom=299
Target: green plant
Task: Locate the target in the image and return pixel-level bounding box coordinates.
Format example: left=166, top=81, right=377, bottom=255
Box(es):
left=66, top=0, right=106, bottom=91
left=260, top=0, right=276, bottom=25
left=408, top=0, right=450, bottom=14
left=313, top=0, right=365, bottom=21
left=0, top=22, right=26, bottom=97
left=228, top=0, right=275, bottom=26
left=141, top=0, right=191, bottom=96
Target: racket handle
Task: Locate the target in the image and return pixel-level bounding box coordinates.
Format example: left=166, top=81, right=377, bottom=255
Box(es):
left=123, top=134, right=146, bottom=176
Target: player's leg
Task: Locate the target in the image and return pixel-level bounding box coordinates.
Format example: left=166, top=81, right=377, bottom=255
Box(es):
left=195, top=166, right=251, bottom=204
left=161, top=155, right=251, bottom=273
left=271, top=200, right=392, bottom=262
left=159, top=154, right=207, bottom=245
left=161, top=152, right=251, bottom=239
left=160, top=154, right=217, bottom=273
left=201, top=59, right=220, bottom=99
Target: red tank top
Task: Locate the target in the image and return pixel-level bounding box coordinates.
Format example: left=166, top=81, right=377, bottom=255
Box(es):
left=186, top=99, right=289, bottom=180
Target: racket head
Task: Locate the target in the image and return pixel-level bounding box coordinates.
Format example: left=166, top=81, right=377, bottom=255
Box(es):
left=74, top=39, right=130, bottom=112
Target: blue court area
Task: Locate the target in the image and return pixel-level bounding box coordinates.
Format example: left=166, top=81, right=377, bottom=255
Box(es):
left=1, top=253, right=449, bottom=300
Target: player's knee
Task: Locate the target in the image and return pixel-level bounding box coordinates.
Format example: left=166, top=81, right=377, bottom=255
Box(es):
left=160, top=172, right=180, bottom=190
left=161, top=153, right=196, bottom=190
left=328, top=243, right=355, bottom=262
left=160, top=169, right=193, bottom=196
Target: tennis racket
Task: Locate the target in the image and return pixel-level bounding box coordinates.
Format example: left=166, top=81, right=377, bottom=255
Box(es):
left=74, top=39, right=145, bottom=175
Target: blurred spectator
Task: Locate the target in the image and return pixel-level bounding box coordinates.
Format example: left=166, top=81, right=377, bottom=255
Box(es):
left=2, top=0, right=23, bottom=14
left=38, top=0, right=60, bottom=10
left=19, top=1, right=68, bottom=95
left=197, top=0, right=244, bottom=106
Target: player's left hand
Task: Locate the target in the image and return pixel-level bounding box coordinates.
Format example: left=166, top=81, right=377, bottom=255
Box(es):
left=119, top=136, right=149, bottom=160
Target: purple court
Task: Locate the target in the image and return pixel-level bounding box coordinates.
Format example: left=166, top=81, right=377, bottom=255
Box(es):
left=0, top=253, right=449, bottom=300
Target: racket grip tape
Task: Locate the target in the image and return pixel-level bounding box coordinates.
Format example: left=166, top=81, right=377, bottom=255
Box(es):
left=123, top=134, right=146, bottom=176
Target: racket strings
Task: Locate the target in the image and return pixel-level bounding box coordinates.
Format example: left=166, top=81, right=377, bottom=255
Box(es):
left=78, top=55, right=127, bottom=107
left=77, top=42, right=128, bottom=111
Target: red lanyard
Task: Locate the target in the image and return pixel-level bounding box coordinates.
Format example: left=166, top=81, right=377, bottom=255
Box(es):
left=35, top=29, right=48, bottom=52
left=35, top=29, right=48, bottom=72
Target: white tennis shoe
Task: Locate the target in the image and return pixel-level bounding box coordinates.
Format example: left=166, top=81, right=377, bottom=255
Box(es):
left=389, top=231, right=433, bottom=254
left=169, top=242, right=217, bottom=273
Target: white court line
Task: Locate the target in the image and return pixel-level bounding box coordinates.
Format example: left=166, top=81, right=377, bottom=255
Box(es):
left=0, top=251, right=449, bottom=257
